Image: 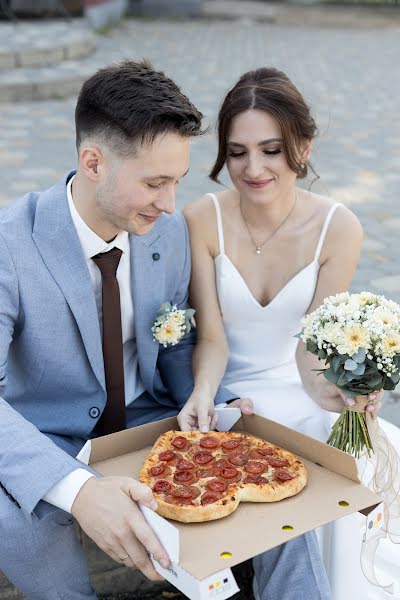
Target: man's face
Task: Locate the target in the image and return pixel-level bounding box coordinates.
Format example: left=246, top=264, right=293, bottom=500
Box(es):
left=95, top=132, right=190, bottom=237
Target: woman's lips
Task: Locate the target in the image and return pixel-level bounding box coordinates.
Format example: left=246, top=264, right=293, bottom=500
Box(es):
left=244, top=179, right=273, bottom=189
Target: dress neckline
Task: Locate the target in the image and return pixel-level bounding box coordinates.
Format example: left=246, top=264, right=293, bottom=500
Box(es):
left=215, top=253, right=318, bottom=310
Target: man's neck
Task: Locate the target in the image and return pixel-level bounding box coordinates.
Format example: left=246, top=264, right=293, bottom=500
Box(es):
left=71, top=172, right=120, bottom=242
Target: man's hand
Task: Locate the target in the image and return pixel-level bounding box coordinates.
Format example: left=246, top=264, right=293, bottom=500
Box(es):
left=71, top=476, right=170, bottom=581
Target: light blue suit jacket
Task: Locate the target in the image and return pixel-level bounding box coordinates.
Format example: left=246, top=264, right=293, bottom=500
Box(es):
left=0, top=172, right=234, bottom=519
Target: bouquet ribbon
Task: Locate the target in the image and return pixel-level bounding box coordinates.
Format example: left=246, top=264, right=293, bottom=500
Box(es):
left=348, top=398, right=400, bottom=594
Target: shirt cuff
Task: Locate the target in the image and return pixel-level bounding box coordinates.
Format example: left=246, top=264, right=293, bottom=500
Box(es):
left=43, top=468, right=95, bottom=513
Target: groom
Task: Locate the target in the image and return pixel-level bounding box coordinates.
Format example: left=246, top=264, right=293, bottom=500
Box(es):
left=0, top=60, right=331, bottom=599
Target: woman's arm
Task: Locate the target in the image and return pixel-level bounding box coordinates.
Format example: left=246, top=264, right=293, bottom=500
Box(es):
left=178, top=197, right=230, bottom=431
left=296, top=204, right=363, bottom=412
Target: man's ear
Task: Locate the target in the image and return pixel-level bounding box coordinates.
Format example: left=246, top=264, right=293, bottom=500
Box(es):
left=79, top=145, right=105, bottom=182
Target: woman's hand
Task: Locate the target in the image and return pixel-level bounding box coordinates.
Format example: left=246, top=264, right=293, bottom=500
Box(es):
left=177, top=393, right=217, bottom=432
left=338, top=389, right=384, bottom=421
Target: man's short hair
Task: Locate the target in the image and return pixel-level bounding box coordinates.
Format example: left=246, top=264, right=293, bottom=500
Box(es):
left=75, top=59, right=204, bottom=156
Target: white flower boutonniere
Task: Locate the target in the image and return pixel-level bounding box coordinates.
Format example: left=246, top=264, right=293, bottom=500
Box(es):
left=152, top=301, right=196, bottom=347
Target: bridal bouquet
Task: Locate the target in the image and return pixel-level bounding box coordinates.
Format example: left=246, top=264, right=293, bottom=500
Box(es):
left=300, top=291, right=400, bottom=457
left=301, top=291, right=400, bottom=593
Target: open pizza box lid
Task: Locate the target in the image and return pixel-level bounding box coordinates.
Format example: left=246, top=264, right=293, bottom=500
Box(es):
left=78, top=409, right=382, bottom=600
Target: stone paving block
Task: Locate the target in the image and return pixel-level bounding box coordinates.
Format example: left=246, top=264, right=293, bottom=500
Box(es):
left=0, top=53, right=16, bottom=70
left=17, top=48, right=65, bottom=68
left=65, top=36, right=97, bottom=61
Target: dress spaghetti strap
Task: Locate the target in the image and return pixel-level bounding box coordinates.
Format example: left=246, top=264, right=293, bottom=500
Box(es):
left=207, top=192, right=225, bottom=255
left=314, top=203, right=342, bottom=262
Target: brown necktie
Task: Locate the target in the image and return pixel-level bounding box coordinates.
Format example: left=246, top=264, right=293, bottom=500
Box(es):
left=92, top=247, right=126, bottom=434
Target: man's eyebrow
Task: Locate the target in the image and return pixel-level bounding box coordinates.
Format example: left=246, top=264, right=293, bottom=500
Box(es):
left=144, top=169, right=189, bottom=181
left=227, top=138, right=282, bottom=148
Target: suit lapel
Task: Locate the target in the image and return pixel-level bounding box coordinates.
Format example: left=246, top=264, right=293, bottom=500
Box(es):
left=32, top=174, right=105, bottom=391
left=130, top=222, right=166, bottom=395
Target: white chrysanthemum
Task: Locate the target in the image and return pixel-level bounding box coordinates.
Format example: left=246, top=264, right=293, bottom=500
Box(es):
left=338, top=324, right=371, bottom=356
left=321, top=322, right=343, bottom=346
left=380, top=333, right=400, bottom=357
left=168, top=310, right=186, bottom=326
left=353, top=291, right=377, bottom=306
left=324, top=292, right=351, bottom=306
left=153, top=320, right=185, bottom=346
left=370, top=307, right=398, bottom=328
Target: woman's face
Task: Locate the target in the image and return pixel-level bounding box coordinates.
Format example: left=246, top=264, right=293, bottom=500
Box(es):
left=226, top=109, right=299, bottom=204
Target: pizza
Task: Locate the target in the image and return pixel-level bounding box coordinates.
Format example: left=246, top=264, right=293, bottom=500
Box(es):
left=139, top=430, right=307, bottom=523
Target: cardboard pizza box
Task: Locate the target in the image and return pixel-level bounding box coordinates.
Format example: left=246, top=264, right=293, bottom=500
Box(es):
left=78, top=409, right=382, bottom=600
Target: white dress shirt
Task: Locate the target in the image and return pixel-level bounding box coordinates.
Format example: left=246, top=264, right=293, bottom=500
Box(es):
left=43, top=176, right=145, bottom=512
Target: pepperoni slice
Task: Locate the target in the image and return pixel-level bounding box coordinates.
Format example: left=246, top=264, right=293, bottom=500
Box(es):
left=174, top=470, right=194, bottom=484
left=201, top=493, right=220, bottom=505
left=150, top=463, right=166, bottom=476
left=273, top=469, right=295, bottom=482
left=197, top=468, right=215, bottom=478
left=159, top=450, right=175, bottom=462
left=249, top=448, right=274, bottom=460
left=214, top=458, right=230, bottom=470
left=165, top=494, right=193, bottom=506
left=244, top=475, right=266, bottom=485
left=244, top=461, right=267, bottom=475
left=221, top=438, right=242, bottom=450
left=171, top=436, right=189, bottom=450
left=171, top=486, right=193, bottom=499
left=228, top=451, right=248, bottom=467
left=268, top=457, right=289, bottom=468
left=193, top=451, right=214, bottom=465
left=257, top=447, right=275, bottom=456
left=219, top=467, right=239, bottom=479
left=153, top=480, right=172, bottom=493
left=176, top=458, right=195, bottom=471
left=188, top=485, right=201, bottom=499
left=205, top=479, right=227, bottom=494
left=200, top=436, right=220, bottom=449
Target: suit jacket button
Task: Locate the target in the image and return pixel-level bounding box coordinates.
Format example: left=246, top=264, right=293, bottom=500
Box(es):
left=152, top=253, right=160, bottom=261
left=89, top=407, right=100, bottom=418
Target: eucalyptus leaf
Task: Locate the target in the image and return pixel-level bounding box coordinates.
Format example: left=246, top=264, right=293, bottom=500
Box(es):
left=331, top=355, right=341, bottom=373
left=344, top=359, right=358, bottom=371
left=352, top=363, right=366, bottom=376
left=390, top=372, right=400, bottom=384
left=323, top=367, right=340, bottom=385
left=352, top=348, right=367, bottom=364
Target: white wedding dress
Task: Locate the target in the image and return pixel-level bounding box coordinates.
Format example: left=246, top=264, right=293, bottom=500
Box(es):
left=208, top=192, right=400, bottom=600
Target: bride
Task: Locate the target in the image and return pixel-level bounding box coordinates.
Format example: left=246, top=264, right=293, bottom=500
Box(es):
left=178, top=67, right=399, bottom=599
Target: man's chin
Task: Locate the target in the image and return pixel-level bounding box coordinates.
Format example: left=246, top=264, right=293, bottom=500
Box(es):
left=127, top=220, right=157, bottom=236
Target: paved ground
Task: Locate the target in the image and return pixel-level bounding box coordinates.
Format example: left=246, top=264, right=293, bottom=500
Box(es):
left=1, top=6, right=400, bottom=425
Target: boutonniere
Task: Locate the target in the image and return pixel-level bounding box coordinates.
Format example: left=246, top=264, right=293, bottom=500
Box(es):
left=152, top=302, right=196, bottom=347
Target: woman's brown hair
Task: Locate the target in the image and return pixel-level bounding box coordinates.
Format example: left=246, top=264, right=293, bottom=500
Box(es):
left=210, top=67, right=317, bottom=183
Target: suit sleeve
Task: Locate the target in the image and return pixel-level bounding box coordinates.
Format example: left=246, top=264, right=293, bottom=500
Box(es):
left=156, top=215, right=237, bottom=407
left=0, top=232, right=92, bottom=515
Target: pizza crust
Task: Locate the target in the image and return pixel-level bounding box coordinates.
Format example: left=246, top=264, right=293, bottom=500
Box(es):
left=139, top=430, right=307, bottom=523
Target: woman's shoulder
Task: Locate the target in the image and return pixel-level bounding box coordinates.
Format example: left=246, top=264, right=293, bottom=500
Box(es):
left=302, top=190, right=362, bottom=235
left=183, top=190, right=236, bottom=224
left=303, top=190, right=363, bottom=261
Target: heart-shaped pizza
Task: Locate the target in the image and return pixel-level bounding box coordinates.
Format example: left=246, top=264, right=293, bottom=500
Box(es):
left=139, top=430, right=307, bottom=522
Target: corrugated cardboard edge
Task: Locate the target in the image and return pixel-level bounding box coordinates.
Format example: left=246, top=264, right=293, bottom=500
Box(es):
left=90, top=416, right=179, bottom=463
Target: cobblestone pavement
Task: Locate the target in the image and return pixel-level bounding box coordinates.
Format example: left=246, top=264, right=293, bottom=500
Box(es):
left=0, top=12, right=400, bottom=424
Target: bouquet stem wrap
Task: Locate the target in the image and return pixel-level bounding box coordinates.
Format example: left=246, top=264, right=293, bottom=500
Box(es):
left=360, top=410, right=400, bottom=594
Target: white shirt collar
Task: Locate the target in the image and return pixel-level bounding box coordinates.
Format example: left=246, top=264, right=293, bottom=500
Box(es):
left=67, top=175, right=129, bottom=259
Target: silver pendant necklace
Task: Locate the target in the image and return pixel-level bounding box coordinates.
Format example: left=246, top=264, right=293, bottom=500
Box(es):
left=240, top=191, right=297, bottom=255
